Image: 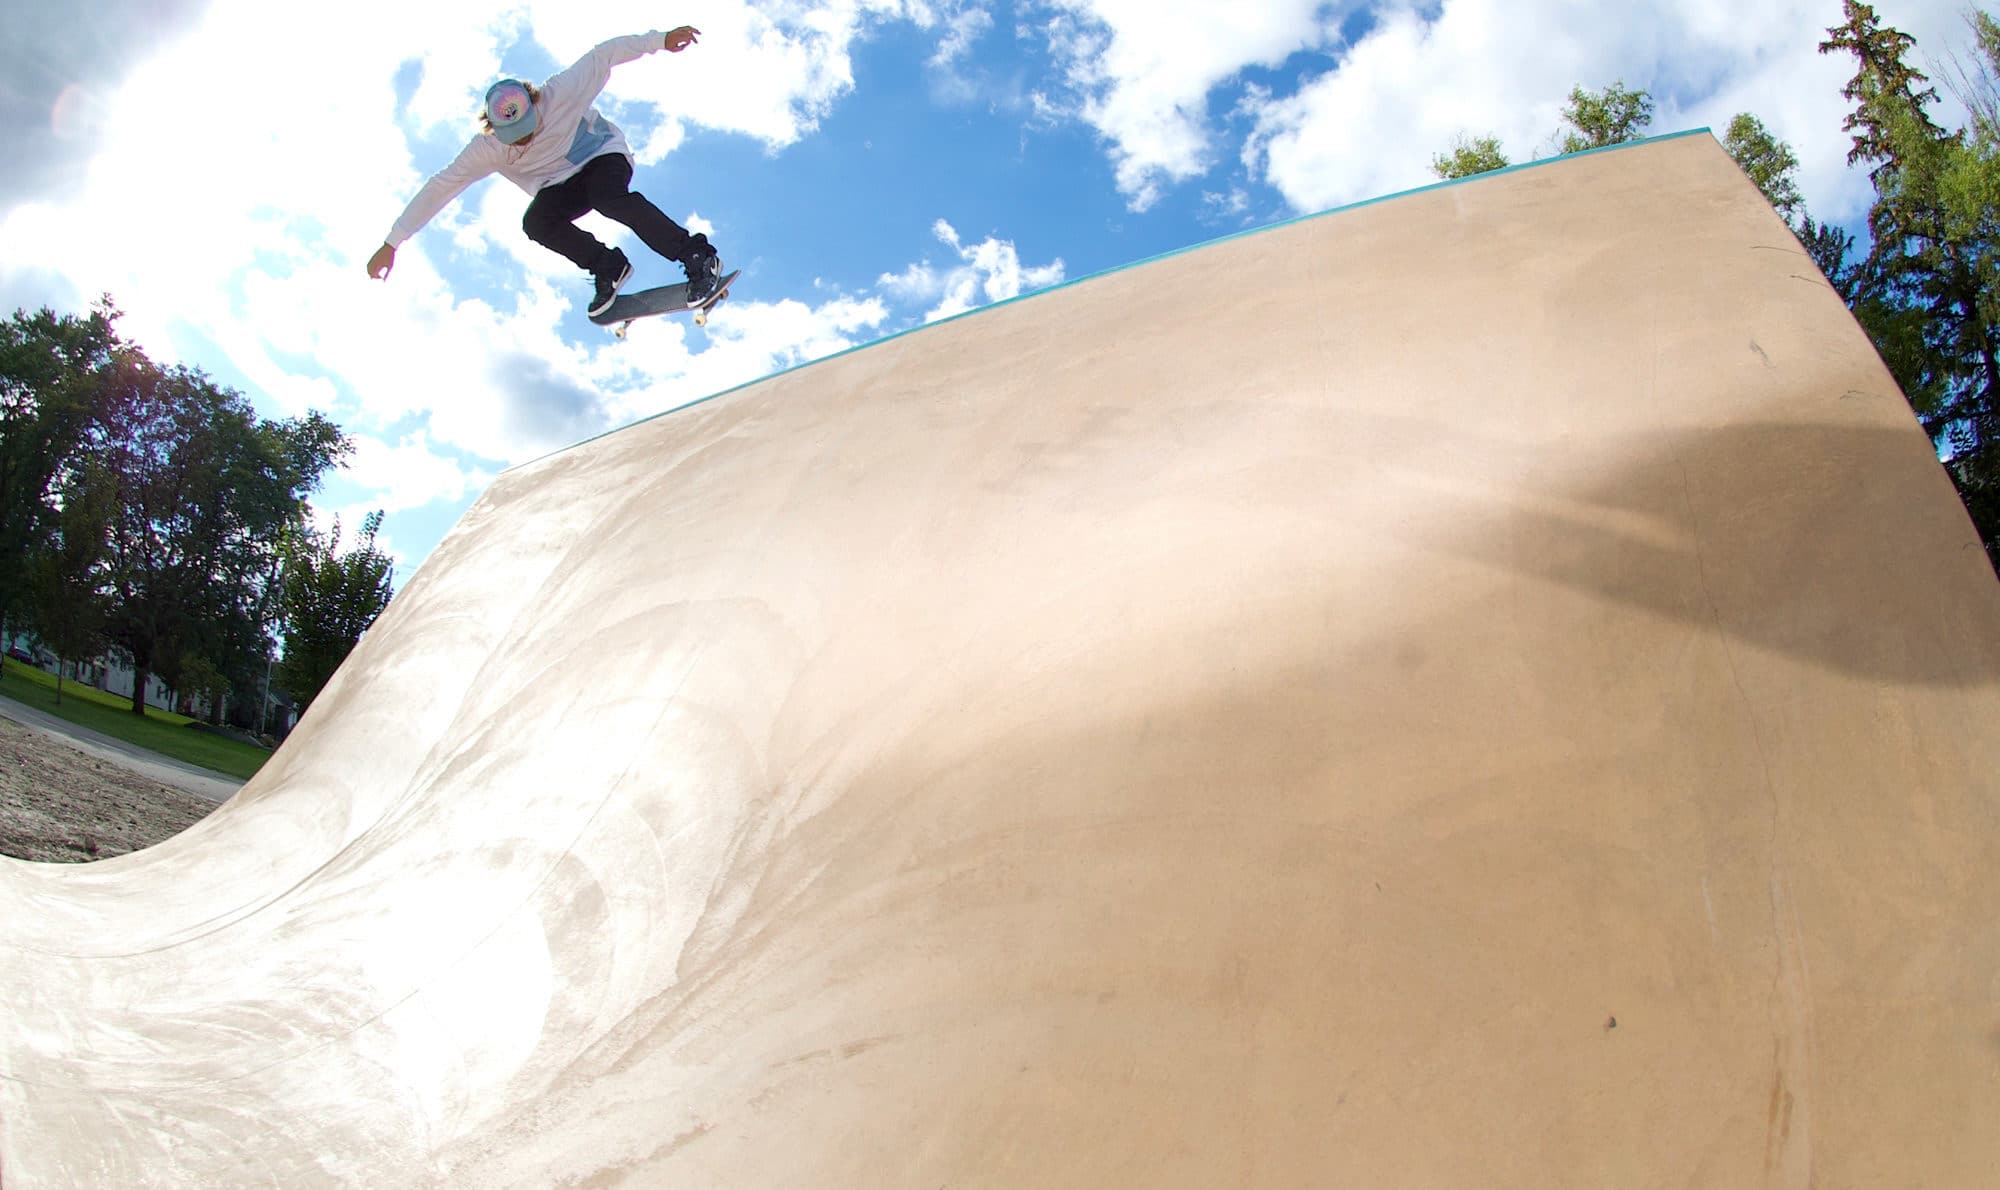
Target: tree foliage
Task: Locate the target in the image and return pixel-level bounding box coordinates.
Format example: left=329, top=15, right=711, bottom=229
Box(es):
left=1434, top=86, right=1800, bottom=217
left=0, top=301, right=120, bottom=659
left=1799, top=216, right=1861, bottom=300
left=1428, top=82, right=1661, bottom=186
left=0, top=298, right=384, bottom=719
left=1557, top=81, right=1655, bottom=153
left=29, top=456, right=116, bottom=705
left=276, top=510, right=395, bottom=713
left=1821, top=2, right=1947, bottom=176
left=1821, top=0, right=2000, bottom=572
left=95, top=355, right=349, bottom=714
left=1432, top=134, right=1511, bottom=181
left=1724, top=113, right=1805, bottom=224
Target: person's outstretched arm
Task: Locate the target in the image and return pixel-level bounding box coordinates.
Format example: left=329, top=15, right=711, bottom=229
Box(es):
left=368, top=138, right=502, bottom=280
left=548, top=26, right=701, bottom=107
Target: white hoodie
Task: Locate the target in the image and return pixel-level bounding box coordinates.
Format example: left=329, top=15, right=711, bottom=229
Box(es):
left=386, top=32, right=672, bottom=247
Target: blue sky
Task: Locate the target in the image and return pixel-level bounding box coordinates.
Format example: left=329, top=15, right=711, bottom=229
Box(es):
left=0, top=0, right=1984, bottom=585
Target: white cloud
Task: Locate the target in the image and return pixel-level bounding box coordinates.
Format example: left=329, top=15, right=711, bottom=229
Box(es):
left=1082, top=0, right=1971, bottom=230
left=304, top=501, right=410, bottom=585
left=933, top=7, right=998, bottom=69
left=923, top=7, right=1006, bottom=104
left=1202, top=187, right=1252, bottom=223
left=1011, top=0, right=1980, bottom=224
left=1243, top=0, right=1572, bottom=215
left=653, top=293, right=891, bottom=403
left=524, top=0, right=993, bottom=161
left=560, top=290, right=892, bottom=429
left=1027, top=0, right=1346, bottom=210
left=879, top=219, right=1066, bottom=322
left=338, top=432, right=495, bottom=514
left=401, top=16, right=525, bottom=136
left=0, top=0, right=953, bottom=496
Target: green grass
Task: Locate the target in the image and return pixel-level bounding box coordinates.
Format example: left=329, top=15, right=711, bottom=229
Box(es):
left=0, top=661, right=271, bottom=780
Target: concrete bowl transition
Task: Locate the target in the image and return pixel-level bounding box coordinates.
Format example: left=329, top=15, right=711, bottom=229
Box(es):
left=4, top=132, right=1998, bottom=1186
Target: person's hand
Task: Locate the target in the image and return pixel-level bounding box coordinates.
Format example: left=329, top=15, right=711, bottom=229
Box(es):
left=664, top=26, right=699, bottom=52
left=367, top=243, right=395, bottom=280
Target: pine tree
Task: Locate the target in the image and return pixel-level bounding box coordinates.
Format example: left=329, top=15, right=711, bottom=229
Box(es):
left=1820, top=1, right=2000, bottom=572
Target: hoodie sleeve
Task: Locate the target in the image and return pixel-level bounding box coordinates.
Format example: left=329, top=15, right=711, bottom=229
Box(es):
left=545, top=31, right=670, bottom=105
left=385, top=137, right=500, bottom=247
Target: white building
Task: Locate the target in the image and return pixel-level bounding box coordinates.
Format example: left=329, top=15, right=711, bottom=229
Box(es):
left=2, top=629, right=297, bottom=733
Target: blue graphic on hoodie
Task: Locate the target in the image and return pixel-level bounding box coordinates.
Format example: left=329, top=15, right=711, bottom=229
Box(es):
left=567, top=111, right=614, bottom=165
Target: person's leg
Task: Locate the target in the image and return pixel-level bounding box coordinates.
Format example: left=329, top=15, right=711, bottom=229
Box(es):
left=521, top=170, right=619, bottom=274
left=577, top=154, right=707, bottom=266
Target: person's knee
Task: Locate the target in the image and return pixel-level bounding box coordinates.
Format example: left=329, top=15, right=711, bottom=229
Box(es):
left=592, top=189, right=645, bottom=221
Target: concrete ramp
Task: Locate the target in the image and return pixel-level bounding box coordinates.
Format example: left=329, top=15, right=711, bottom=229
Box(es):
left=5, top=132, right=1998, bottom=1186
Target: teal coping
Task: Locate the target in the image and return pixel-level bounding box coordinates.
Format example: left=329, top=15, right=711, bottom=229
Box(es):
left=515, top=127, right=1714, bottom=471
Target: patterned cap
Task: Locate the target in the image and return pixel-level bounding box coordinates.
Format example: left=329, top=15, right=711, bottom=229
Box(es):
left=484, top=79, right=539, bottom=144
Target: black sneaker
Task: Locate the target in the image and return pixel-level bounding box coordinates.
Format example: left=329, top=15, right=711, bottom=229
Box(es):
left=588, top=249, right=632, bottom=317
left=684, top=247, right=723, bottom=306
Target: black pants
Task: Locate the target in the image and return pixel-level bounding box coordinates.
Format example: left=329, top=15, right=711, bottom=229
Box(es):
left=521, top=153, right=699, bottom=276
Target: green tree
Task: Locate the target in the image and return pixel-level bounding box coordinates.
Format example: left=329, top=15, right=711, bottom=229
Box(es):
left=174, top=653, right=231, bottom=722
left=1432, top=134, right=1511, bottom=180
left=1557, top=81, right=1654, bottom=153
left=1821, top=1, right=1948, bottom=177
left=1723, top=113, right=1805, bottom=224
left=1432, top=93, right=1805, bottom=239
left=1798, top=216, right=1862, bottom=300
left=1717, top=114, right=1849, bottom=311
left=29, top=457, right=116, bottom=705
left=97, top=356, right=349, bottom=714
left=1821, top=1, right=2000, bottom=573
left=0, top=301, right=119, bottom=665
left=276, top=510, right=395, bottom=713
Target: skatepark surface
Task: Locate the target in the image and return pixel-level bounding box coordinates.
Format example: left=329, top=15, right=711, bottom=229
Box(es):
left=4, top=132, right=1998, bottom=1186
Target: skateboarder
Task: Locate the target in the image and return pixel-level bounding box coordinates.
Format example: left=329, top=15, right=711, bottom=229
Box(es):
left=366, top=26, right=721, bottom=317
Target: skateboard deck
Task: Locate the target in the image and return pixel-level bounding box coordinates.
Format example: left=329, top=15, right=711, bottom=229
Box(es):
left=590, top=270, right=741, bottom=337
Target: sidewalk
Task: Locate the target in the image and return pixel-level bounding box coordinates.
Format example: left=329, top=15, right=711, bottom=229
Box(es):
left=0, top=695, right=245, bottom=804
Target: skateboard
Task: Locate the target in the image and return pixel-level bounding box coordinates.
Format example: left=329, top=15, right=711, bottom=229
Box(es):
left=590, top=269, right=741, bottom=338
